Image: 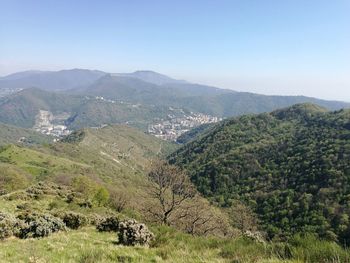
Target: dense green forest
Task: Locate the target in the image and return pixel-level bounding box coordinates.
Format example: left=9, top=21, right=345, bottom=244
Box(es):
left=169, top=104, right=350, bottom=243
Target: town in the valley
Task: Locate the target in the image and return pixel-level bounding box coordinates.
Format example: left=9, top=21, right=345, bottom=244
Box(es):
left=148, top=112, right=221, bottom=141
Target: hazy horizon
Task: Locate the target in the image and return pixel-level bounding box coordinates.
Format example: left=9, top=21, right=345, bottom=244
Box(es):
left=1, top=0, right=349, bottom=101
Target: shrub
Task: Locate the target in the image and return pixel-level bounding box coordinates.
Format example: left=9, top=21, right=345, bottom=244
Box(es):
left=59, top=212, right=88, bottom=229
left=96, top=216, right=120, bottom=232
left=78, top=200, right=93, bottom=208
left=17, top=213, right=66, bottom=238
left=89, top=214, right=104, bottom=226
left=0, top=212, right=20, bottom=239
left=93, top=187, right=110, bottom=206
left=6, top=191, right=30, bottom=201
left=117, top=219, right=154, bottom=246
left=109, top=191, right=128, bottom=212
left=243, top=230, right=266, bottom=244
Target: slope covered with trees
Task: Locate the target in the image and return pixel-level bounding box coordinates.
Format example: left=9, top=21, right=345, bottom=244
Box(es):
left=169, top=104, right=350, bottom=242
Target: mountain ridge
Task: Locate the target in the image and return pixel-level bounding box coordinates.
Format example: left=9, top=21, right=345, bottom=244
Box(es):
left=169, top=104, right=350, bottom=241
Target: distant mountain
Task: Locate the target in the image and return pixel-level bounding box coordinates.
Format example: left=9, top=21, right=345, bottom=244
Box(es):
left=1, top=69, right=349, bottom=132
left=113, top=70, right=187, bottom=85
left=77, top=74, right=350, bottom=117
left=169, top=104, right=350, bottom=241
left=0, top=69, right=106, bottom=91
left=0, top=87, right=183, bottom=130
left=75, top=74, right=229, bottom=103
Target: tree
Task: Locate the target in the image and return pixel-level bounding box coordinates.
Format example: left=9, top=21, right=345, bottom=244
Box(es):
left=176, top=197, right=232, bottom=236
left=228, top=200, right=258, bottom=234
left=94, top=187, right=110, bottom=206
left=146, top=160, right=196, bottom=225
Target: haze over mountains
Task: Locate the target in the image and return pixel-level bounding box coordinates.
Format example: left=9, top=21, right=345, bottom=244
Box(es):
left=0, top=69, right=349, bottom=132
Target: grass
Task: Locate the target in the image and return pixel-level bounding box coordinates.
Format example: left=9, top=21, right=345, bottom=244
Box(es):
left=0, top=144, right=88, bottom=177
left=3, top=224, right=345, bottom=263
left=0, top=226, right=294, bottom=263
left=1, top=190, right=349, bottom=263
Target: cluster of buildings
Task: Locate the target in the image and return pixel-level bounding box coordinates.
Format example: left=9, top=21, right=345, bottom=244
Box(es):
left=0, top=87, right=22, bottom=97
left=94, top=96, right=116, bottom=104
left=148, top=112, right=221, bottom=141
left=33, top=110, right=71, bottom=137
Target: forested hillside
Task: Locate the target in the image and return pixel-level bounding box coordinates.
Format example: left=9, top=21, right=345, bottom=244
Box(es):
left=169, top=104, right=350, bottom=242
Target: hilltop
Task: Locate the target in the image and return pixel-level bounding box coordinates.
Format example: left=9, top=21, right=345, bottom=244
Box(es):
left=169, top=104, right=350, bottom=242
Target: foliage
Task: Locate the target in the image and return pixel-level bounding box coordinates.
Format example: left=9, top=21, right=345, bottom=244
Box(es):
left=0, top=212, right=20, bottom=239
left=170, top=104, right=350, bottom=242
left=94, top=187, right=110, bottom=206
left=60, top=130, right=85, bottom=143
left=17, top=213, right=66, bottom=238
left=0, top=166, right=30, bottom=193
left=59, top=212, right=88, bottom=229
left=117, top=219, right=154, bottom=246
left=96, top=216, right=120, bottom=232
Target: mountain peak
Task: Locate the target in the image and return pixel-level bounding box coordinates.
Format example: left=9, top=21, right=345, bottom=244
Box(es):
left=272, top=103, right=328, bottom=119
left=113, top=70, right=187, bottom=85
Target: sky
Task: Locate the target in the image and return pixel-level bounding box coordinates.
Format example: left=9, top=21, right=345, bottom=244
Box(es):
left=1, top=0, right=349, bottom=101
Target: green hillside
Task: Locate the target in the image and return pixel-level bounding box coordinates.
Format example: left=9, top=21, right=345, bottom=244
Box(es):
left=0, top=123, right=51, bottom=145
left=0, top=124, right=178, bottom=211
left=1, top=112, right=350, bottom=262
left=169, top=104, right=350, bottom=242
left=0, top=88, right=181, bottom=130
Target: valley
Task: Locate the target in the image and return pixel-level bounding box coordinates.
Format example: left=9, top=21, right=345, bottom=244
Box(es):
left=2, top=1, right=350, bottom=261
left=0, top=69, right=350, bottom=263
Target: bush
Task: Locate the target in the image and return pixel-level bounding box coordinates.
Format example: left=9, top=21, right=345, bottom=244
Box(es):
left=59, top=212, right=88, bottom=229
left=78, top=200, right=93, bottom=208
left=17, top=213, right=66, bottom=238
left=89, top=214, right=104, bottom=226
left=243, top=230, right=266, bottom=244
left=0, top=212, right=20, bottom=239
left=6, top=191, right=30, bottom=201
left=117, top=219, right=154, bottom=246
left=96, top=216, right=119, bottom=232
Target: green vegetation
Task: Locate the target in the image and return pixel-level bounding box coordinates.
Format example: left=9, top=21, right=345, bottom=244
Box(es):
left=79, top=74, right=350, bottom=118
left=1, top=106, right=350, bottom=262
left=170, top=104, right=350, bottom=242
left=0, top=88, right=190, bottom=131
left=0, top=123, right=51, bottom=145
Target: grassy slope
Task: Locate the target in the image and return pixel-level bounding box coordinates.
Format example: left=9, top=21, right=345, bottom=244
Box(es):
left=0, top=144, right=88, bottom=178
left=0, top=123, right=51, bottom=145
left=0, top=124, right=178, bottom=207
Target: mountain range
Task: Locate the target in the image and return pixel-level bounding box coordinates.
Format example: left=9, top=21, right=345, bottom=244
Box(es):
left=0, top=69, right=349, bottom=133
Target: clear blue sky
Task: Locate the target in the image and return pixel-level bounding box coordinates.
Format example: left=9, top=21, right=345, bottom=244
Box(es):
left=1, top=0, right=349, bottom=101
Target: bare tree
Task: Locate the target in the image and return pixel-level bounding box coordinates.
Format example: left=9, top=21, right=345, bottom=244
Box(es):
left=176, top=197, right=233, bottom=236
left=228, top=200, right=258, bottom=234
left=109, top=191, right=128, bottom=212
left=146, top=160, right=196, bottom=225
